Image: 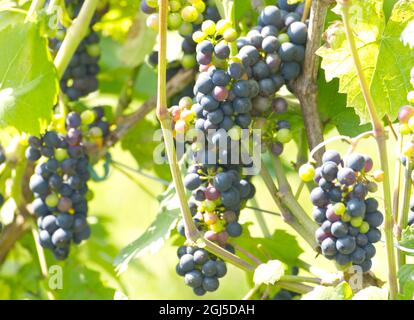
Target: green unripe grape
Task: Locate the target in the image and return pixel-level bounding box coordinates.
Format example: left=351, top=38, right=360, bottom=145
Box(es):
left=198, top=202, right=206, bottom=213
left=399, top=123, right=411, bottom=135
left=45, top=193, right=59, bottom=207
left=193, top=1, right=205, bottom=13
left=228, top=126, right=242, bottom=141
left=179, top=22, right=193, bottom=36
left=278, top=33, right=290, bottom=43
left=333, top=202, right=346, bottom=216
left=55, top=148, right=68, bottom=162
left=342, top=213, right=352, bottom=222
left=169, top=0, right=181, bottom=12
left=223, top=28, right=238, bottom=42
left=56, top=29, right=66, bottom=41
left=89, top=126, right=103, bottom=138
left=146, top=0, right=158, bottom=8
left=367, top=181, right=378, bottom=193
left=298, top=163, right=314, bottom=182
left=86, top=44, right=101, bottom=57
left=335, top=262, right=352, bottom=271
left=181, top=6, right=199, bottom=23
left=182, top=54, right=196, bottom=69
left=216, top=19, right=232, bottom=35
left=81, top=110, right=96, bottom=125
left=407, top=90, right=414, bottom=104
left=276, top=128, right=292, bottom=144
left=204, top=200, right=216, bottom=212
left=201, top=20, right=216, bottom=36
left=86, top=189, right=94, bottom=201
left=351, top=216, right=363, bottom=228
left=146, top=14, right=159, bottom=32
left=359, top=221, right=370, bottom=234
left=192, top=30, right=207, bottom=43
left=168, top=12, right=182, bottom=30
left=179, top=96, right=193, bottom=109
left=210, top=222, right=224, bottom=233
left=194, top=12, right=204, bottom=25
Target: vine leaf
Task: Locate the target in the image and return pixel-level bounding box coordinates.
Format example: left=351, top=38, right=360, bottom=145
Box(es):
left=352, top=286, right=388, bottom=300
left=318, top=0, right=414, bottom=124
left=236, top=228, right=303, bottom=265
left=370, top=0, right=414, bottom=121
left=114, top=182, right=181, bottom=275
left=301, top=282, right=353, bottom=300
left=317, top=0, right=385, bottom=124
left=51, top=260, right=115, bottom=299
left=253, top=260, right=285, bottom=285
left=397, top=264, right=414, bottom=299
left=0, top=22, right=57, bottom=135
left=399, top=225, right=414, bottom=252
left=119, top=11, right=157, bottom=68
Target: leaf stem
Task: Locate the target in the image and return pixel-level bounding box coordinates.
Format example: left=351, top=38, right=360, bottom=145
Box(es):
left=339, top=0, right=398, bottom=299
left=260, top=161, right=317, bottom=249
left=32, top=228, right=55, bottom=300
left=301, top=0, right=312, bottom=22
left=397, top=160, right=412, bottom=270
left=156, top=0, right=254, bottom=273
left=271, top=157, right=318, bottom=237
left=393, top=135, right=403, bottom=222
left=54, top=0, right=99, bottom=78
left=25, top=0, right=46, bottom=22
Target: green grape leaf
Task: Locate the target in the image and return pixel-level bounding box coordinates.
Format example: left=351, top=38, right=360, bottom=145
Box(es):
left=114, top=182, right=181, bottom=274
left=371, top=1, right=414, bottom=122
left=0, top=22, right=57, bottom=135
left=397, top=264, right=414, bottom=299
left=317, top=0, right=385, bottom=124
left=399, top=225, right=414, bottom=252
left=317, top=69, right=371, bottom=136
left=51, top=260, right=115, bottom=299
left=236, top=228, right=303, bottom=266
left=352, top=286, right=388, bottom=300
left=121, top=117, right=171, bottom=180
left=253, top=260, right=285, bottom=285
left=301, top=282, right=353, bottom=300
left=119, top=12, right=157, bottom=68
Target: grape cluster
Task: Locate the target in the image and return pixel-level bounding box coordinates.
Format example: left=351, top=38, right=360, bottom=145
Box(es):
left=25, top=108, right=110, bottom=260
left=176, top=245, right=227, bottom=296
left=237, top=3, right=307, bottom=84
left=49, top=0, right=107, bottom=101
left=300, top=150, right=383, bottom=272
left=142, top=1, right=220, bottom=70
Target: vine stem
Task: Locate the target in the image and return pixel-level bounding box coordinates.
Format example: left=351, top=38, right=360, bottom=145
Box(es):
left=156, top=0, right=254, bottom=273
left=271, top=157, right=318, bottom=237
left=397, top=160, right=412, bottom=270
left=393, top=136, right=403, bottom=222
left=292, top=0, right=332, bottom=163
left=54, top=0, right=99, bottom=78
left=260, top=160, right=317, bottom=249
left=25, top=0, right=46, bottom=22
left=32, top=228, right=55, bottom=300
left=301, top=0, right=312, bottom=22
left=339, top=0, right=398, bottom=299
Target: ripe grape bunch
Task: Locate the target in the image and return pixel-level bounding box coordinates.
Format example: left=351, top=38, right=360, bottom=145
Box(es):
left=49, top=0, right=107, bottom=101
left=237, top=2, right=308, bottom=83
left=25, top=107, right=110, bottom=260
left=300, top=150, right=383, bottom=272
left=176, top=245, right=227, bottom=296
